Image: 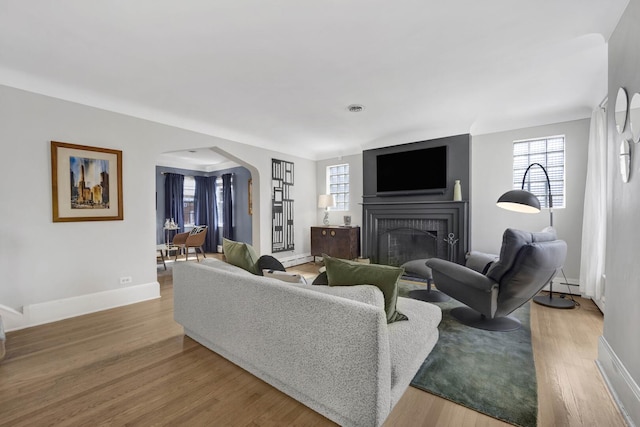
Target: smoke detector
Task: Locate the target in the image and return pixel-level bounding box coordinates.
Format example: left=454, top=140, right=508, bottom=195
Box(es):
left=346, top=104, right=365, bottom=112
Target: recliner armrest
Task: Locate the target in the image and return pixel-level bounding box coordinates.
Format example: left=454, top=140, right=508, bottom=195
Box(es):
left=426, top=258, right=497, bottom=292
left=465, top=251, right=499, bottom=274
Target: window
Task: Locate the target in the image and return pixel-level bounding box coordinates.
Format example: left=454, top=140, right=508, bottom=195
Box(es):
left=183, top=176, right=196, bottom=226
left=327, top=164, right=350, bottom=211
left=513, top=135, right=565, bottom=209
left=216, top=177, right=224, bottom=227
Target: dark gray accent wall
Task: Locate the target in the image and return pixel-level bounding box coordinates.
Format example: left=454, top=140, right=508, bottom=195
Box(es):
left=362, top=134, right=471, bottom=203
left=155, top=165, right=253, bottom=246
left=361, top=134, right=471, bottom=266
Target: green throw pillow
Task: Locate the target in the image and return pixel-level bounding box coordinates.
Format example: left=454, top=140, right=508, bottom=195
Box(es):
left=222, top=238, right=260, bottom=275
left=323, top=254, right=408, bottom=323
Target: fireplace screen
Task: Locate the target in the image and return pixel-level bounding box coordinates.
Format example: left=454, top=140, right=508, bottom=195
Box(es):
left=375, top=217, right=449, bottom=266
left=378, top=227, right=438, bottom=267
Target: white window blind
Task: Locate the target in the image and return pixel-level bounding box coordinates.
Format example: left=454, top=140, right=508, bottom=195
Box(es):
left=327, top=164, right=349, bottom=211
left=513, top=136, right=565, bottom=209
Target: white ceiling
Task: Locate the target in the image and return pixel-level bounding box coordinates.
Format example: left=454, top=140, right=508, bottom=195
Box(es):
left=0, top=0, right=629, bottom=162
left=156, top=148, right=239, bottom=172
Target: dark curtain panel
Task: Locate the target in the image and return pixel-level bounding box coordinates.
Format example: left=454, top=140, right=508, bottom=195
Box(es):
left=222, top=173, right=234, bottom=240
left=164, top=173, right=185, bottom=232
left=194, top=175, right=218, bottom=252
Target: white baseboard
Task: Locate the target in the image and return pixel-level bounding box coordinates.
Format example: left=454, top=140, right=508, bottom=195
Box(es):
left=278, top=253, right=314, bottom=267
left=5, top=282, right=160, bottom=332
left=597, top=336, right=640, bottom=427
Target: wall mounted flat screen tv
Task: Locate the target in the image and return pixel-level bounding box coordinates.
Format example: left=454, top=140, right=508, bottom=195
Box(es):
left=376, top=145, right=447, bottom=195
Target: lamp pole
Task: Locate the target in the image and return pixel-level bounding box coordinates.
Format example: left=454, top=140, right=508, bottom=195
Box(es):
left=521, top=162, right=553, bottom=227
left=521, top=163, right=573, bottom=309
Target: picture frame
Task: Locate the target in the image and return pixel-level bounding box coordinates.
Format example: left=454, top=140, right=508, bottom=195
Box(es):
left=51, top=141, right=123, bottom=222
left=248, top=178, right=253, bottom=215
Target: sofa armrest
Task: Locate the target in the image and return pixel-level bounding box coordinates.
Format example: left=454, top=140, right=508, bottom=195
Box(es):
left=426, top=258, right=497, bottom=292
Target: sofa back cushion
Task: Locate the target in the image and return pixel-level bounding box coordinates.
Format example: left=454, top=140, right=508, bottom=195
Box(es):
left=200, top=258, right=255, bottom=275
left=301, top=283, right=386, bottom=309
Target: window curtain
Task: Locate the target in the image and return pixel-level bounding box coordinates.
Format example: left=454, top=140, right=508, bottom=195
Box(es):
left=194, top=175, right=218, bottom=252
left=579, top=107, right=607, bottom=300
left=221, top=173, right=234, bottom=240
left=164, top=172, right=184, bottom=232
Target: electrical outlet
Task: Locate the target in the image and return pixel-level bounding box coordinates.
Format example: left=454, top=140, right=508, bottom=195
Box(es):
left=119, top=276, right=132, bottom=285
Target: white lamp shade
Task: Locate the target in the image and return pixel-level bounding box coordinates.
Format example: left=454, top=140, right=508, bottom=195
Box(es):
left=318, top=194, right=335, bottom=209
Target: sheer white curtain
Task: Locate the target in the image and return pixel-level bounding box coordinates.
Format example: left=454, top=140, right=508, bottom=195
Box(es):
left=579, top=107, right=607, bottom=299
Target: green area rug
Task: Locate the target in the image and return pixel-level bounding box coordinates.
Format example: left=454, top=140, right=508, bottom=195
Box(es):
left=398, top=280, right=537, bottom=427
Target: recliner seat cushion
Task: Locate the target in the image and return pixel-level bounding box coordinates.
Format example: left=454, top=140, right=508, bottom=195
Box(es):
left=399, top=259, right=433, bottom=281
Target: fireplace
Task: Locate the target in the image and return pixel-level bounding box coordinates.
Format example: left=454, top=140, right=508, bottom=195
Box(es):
left=377, top=220, right=448, bottom=266
left=362, top=201, right=468, bottom=265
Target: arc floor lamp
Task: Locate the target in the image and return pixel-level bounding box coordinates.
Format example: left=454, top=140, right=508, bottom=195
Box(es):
left=496, top=162, right=575, bottom=309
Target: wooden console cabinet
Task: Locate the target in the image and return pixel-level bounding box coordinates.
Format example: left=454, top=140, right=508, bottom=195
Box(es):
left=311, top=226, right=360, bottom=261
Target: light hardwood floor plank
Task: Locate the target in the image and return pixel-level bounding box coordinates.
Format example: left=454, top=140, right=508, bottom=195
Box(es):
left=0, top=257, right=626, bottom=426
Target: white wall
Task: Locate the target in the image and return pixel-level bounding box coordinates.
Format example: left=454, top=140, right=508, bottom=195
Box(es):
left=315, top=154, right=364, bottom=229
left=471, top=119, right=590, bottom=283
left=599, top=0, right=640, bottom=424
left=0, top=85, right=316, bottom=330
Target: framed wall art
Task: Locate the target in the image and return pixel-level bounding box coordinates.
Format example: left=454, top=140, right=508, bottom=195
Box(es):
left=271, top=158, right=294, bottom=252
left=51, top=141, right=123, bottom=222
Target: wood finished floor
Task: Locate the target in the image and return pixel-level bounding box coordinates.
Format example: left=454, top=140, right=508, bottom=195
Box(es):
left=0, top=254, right=626, bottom=426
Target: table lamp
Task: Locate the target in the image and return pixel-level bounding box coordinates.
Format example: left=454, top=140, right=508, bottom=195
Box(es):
left=318, top=194, right=335, bottom=225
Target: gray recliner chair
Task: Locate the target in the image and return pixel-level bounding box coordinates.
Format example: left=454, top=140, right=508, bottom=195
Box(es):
left=426, top=228, right=567, bottom=331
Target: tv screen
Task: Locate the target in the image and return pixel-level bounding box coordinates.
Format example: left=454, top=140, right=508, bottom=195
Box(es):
left=376, top=145, right=447, bottom=195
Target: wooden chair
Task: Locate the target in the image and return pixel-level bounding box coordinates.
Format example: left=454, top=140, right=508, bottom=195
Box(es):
left=173, top=226, right=208, bottom=261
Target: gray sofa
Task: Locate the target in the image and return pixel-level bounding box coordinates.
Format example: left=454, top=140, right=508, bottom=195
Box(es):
left=173, top=259, right=441, bottom=427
